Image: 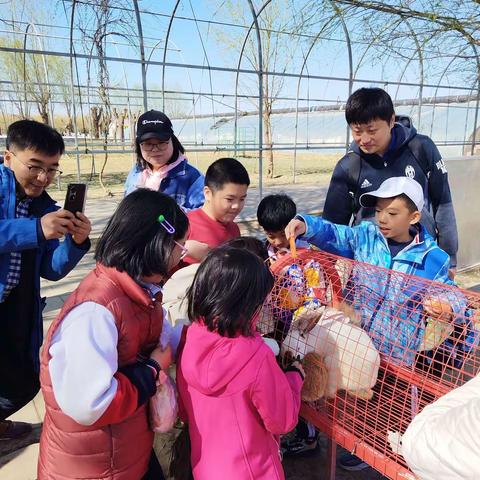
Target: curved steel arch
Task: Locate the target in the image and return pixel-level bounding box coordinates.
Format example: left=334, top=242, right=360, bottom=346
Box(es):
left=404, top=19, right=424, bottom=130
left=161, top=0, right=181, bottom=112
left=429, top=49, right=468, bottom=138
left=247, top=0, right=266, bottom=198
left=133, top=0, right=148, bottom=111
left=233, top=0, right=271, bottom=157
left=23, top=22, right=54, bottom=126
left=353, top=17, right=403, bottom=78
left=292, top=13, right=338, bottom=182
left=329, top=1, right=354, bottom=150
left=232, top=0, right=267, bottom=197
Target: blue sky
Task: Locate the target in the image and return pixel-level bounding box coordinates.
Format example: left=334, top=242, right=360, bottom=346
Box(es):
left=0, top=0, right=476, bottom=118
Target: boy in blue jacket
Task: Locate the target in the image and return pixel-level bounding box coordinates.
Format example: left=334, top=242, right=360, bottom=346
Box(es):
left=0, top=120, right=91, bottom=440
left=286, top=176, right=464, bottom=470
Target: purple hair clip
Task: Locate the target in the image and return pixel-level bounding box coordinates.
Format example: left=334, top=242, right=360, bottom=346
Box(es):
left=157, top=214, right=175, bottom=234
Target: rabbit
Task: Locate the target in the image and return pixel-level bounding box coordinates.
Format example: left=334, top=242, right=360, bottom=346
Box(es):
left=282, top=305, right=380, bottom=400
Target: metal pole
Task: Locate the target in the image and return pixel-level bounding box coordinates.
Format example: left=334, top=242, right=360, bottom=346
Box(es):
left=233, top=3, right=271, bottom=158
left=329, top=2, right=353, bottom=152
left=133, top=0, right=147, bottom=111
left=162, top=0, right=181, bottom=112
left=470, top=44, right=480, bottom=155
left=247, top=0, right=264, bottom=199
left=293, top=16, right=336, bottom=183
left=68, top=0, right=81, bottom=181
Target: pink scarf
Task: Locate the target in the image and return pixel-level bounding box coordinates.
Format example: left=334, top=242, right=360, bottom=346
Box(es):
left=138, top=154, right=185, bottom=191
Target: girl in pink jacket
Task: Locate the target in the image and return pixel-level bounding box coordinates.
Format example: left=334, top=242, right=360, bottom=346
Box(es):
left=177, top=246, right=304, bottom=480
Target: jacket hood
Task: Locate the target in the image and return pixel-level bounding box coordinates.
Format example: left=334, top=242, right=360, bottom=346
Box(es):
left=351, top=115, right=417, bottom=157
left=181, top=322, right=268, bottom=396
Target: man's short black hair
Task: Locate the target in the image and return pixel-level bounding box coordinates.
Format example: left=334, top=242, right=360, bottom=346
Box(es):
left=6, top=119, right=65, bottom=156
left=257, top=194, right=297, bottom=232
left=345, top=88, right=395, bottom=125
left=205, top=157, right=250, bottom=191
left=95, top=189, right=189, bottom=279
left=187, top=246, right=273, bottom=338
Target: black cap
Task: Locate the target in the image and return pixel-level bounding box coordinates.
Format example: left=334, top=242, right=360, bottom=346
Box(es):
left=136, top=110, right=174, bottom=142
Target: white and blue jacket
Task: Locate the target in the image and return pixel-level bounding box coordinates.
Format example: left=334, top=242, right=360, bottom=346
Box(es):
left=299, top=214, right=466, bottom=365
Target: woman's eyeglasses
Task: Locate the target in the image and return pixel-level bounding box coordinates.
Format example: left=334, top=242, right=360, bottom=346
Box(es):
left=140, top=141, right=170, bottom=152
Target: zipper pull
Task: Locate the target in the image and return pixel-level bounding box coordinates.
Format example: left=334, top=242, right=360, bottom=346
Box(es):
left=384, top=161, right=387, bottom=167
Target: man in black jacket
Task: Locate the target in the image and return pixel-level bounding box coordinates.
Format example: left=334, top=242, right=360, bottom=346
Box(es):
left=323, top=87, right=458, bottom=277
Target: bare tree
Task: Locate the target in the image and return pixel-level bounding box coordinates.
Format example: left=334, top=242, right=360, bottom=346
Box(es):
left=213, top=0, right=303, bottom=178
left=75, top=0, right=135, bottom=194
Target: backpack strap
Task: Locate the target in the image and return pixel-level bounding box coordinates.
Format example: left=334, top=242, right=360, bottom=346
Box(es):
left=344, top=150, right=362, bottom=224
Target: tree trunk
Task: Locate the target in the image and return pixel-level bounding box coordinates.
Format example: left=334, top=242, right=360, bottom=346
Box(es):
left=119, top=108, right=126, bottom=145
left=40, top=109, right=49, bottom=125
left=263, top=108, right=274, bottom=178
left=91, top=107, right=101, bottom=139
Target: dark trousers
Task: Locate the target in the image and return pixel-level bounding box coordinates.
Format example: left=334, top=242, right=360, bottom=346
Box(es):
left=142, top=450, right=165, bottom=480
left=0, top=293, right=40, bottom=420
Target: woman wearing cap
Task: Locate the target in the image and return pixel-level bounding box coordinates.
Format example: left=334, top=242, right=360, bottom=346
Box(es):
left=125, top=110, right=205, bottom=211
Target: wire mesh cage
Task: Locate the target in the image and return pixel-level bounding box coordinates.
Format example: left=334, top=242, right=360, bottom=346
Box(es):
left=258, top=248, right=480, bottom=480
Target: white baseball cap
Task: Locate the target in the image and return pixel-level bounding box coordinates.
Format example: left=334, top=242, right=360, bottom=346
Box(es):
left=359, top=176, right=424, bottom=212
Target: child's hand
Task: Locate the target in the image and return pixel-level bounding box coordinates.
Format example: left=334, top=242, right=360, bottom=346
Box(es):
left=284, top=218, right=306, bottom=241
left=150, top=345, right=173, bottom=371
left=185, top=240, right=210, bottom=262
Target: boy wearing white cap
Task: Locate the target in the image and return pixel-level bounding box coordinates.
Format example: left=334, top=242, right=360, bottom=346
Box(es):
left=285, top=176, right=462, bottom=470
left=286, top=176, right=450, bottom=286
left=285, top=176, right=463, bottom=367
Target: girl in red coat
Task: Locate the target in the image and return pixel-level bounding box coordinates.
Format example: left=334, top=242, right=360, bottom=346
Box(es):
left=39, top=189, right=189, bottom=480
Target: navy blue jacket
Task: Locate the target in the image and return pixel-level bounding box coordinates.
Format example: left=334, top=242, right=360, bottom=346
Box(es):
left=323, top=117, right=458, bottom=266
left=0, top=163, right=90, bottom=372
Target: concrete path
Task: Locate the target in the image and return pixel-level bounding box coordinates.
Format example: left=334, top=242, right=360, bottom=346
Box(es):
left=85, top=183, right=327, bottom=239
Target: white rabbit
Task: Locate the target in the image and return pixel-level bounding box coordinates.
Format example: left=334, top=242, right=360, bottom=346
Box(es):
left=282, top=306, right=380, bottom=399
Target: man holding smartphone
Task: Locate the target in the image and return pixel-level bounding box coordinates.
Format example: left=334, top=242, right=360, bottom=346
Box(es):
left=0, top=119, right=91, bottom=440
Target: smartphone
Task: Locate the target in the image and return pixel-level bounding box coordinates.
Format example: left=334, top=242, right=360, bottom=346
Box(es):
left=64, top=183, right=87, bottom=215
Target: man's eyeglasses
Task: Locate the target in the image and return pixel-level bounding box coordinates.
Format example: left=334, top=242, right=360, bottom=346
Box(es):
left=8, top=151, right=62, bottom=178
left=174, top=240, right=188, bottom=260
left=140, top=141, right=170, bottom=152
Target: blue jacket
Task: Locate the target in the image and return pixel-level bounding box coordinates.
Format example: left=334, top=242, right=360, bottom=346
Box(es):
left=323, top=117, right=458, bottom=266
left=0, top=164, right=90, bottom=372
left=299, top=214, right=462, bottom=365
left=124, top=158, right=204, bottom=211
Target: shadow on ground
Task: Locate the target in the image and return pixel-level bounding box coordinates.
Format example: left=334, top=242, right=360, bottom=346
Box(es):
left=0, top=423, right=42, bottom=468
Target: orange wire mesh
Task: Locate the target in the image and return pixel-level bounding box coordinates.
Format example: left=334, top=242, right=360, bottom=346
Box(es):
left=258, top=249, right=480, bottom=480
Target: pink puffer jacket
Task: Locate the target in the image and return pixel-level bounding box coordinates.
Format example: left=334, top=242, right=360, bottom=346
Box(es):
left=177, top=322, right=303, bottom=480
